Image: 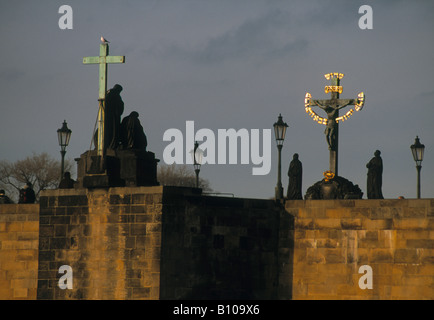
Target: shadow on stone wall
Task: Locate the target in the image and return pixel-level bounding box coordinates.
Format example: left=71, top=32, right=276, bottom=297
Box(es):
left=160, top=195, right=294, bottom=300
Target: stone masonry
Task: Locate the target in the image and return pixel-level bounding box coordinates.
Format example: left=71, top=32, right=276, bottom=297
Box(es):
left=0, top=187, right=433, bottom=300
left=0, top=204, right=39, bottom=299
left=37, top=186, right=164, bottom=300
left=286, top=199, right=434, bottom=299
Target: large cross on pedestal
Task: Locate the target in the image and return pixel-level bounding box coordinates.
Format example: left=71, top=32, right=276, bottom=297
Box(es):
left=305, top=73, right=365, bottom=176
left=83, top=41, right=125, bottom=158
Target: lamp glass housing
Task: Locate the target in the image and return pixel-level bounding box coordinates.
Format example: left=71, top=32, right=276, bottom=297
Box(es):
left=57, top=120, right=72, bottom=151
left=191, top=142, right=204, bottom=169
left=411, top=136, right=425, bottom=166
left=273, top=114, right=288, bottom=146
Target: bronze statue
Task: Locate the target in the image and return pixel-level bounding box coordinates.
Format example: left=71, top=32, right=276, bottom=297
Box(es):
left=305, top=171, right=363, bottom=200
left=366, top=150, right=384, bottom=199
left=287, top=153, right=303, bottom=200
left=120, top=111, right=148, bottom=150
left=312, top=99, right=354, bottom=150
left=93, top=84, right=125, bottom=150
left=59, top=172, right=75, bottom=189
left=305, top=74, right=365, bottom=176
left=104, top=84, right=124, bottom=149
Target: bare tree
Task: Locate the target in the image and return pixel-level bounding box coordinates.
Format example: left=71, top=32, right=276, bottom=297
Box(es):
left=0, top=152, right=74, bottom=202
left=157, top=164, right=212, bottom=191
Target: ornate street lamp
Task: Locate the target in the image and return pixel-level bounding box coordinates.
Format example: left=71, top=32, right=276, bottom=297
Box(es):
left=191, top=141, right=203, bottom=188
left=273, top=114, right=288, bottom=201
left=410, top=136, right=425, bottom=199
left=57, top=120, right=72, bottom=181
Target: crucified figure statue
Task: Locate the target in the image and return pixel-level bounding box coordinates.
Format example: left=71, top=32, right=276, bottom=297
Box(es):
left=312, top=99, right=354, bottom=150
left=305, top=73, right=365, bottom=176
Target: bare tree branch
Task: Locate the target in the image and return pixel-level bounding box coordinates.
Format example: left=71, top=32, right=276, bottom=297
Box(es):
left=157, top=164, right=212, bottom=191
left=0, top=152, right=74, bottom=202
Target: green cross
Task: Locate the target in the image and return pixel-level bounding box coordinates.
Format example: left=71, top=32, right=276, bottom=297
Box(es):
left=83, top=43, right=125, bottom=157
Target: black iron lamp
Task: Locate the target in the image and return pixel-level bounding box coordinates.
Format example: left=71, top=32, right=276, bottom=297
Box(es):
left=273, top=114, right=288, bottom=201
left=192, top=141, right=203, bottom=188
left=57, top=120, right=72, bottom=180
left=410, top=136, right=425, bottom=199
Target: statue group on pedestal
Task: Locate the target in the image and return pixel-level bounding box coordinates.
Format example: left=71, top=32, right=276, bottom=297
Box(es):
left=94, top=84, right=148, bottom=152
left=77, top=82, right=158, bottom=188
left=287, top=74, right=386, bottom=200
left=285, top=150, right=384, bottom=200
left=77, top=42, right=159, bottom=189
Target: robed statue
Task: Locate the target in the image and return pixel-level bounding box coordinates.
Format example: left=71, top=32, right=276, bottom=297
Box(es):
left=104, top=84, right=124, bottom=149
left=120, top=111, right=148, bottom=150
left=366, top=150, right=384, bottom=199
left=287, top=153, right=303, bottom=200
left=93, top=84, right=125, bottom=150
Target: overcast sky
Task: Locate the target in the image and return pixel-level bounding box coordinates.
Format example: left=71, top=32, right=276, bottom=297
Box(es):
left=1, top=0, right=433, bottom=199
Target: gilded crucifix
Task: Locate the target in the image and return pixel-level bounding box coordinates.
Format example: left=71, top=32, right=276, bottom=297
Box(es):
left=305, top=73, right=365, bottom=176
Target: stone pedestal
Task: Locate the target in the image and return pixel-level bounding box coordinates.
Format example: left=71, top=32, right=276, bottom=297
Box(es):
left=117, top=149, right=159, bottom=187
left=75, top=148, right=159, bottom=188
left=305, top=175, right=363, bottom=200
left=75, top=149, right=124, bottom=188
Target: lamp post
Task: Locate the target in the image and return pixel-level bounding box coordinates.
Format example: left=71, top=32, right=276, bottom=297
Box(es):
left=57, top=120, right=72, bottom=181
left=191, top=141, right=203, bottom=188
left=410, top=136, right=425, bottom=199
left=273, top=114, right=288, bottom=201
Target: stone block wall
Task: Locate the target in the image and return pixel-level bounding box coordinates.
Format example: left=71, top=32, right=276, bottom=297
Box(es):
left=286, top=199, right=434, bottom=300
left=37, top=186, right=164, bottom=300
left=0, top=204, right=39, bottom=299
left=36, top=186, right=287, bottom=300
left=2, top=188, right=433, bottom=300
left=159, top=194, right=290, bottom=299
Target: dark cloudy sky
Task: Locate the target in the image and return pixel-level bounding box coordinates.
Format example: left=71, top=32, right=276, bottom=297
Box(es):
left=1, top=0, right=433, bottom=199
